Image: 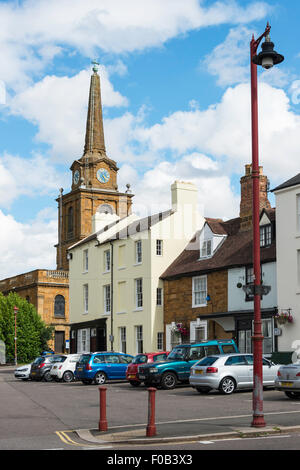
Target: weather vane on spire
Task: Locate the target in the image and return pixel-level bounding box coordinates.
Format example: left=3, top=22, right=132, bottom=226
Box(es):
left=92, top=59, right=99, bottom=73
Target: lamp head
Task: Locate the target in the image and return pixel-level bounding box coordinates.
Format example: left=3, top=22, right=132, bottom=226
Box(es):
left=252, top=33, right=284, bottom=69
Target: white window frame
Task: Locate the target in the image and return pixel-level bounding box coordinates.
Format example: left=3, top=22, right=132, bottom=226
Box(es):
left=83, top=249, right=89, bottom=272
left=83, top=284, right=88, bottom=314
left=135, top=278, right=143, bottom=309
left=156, top=239, right=163, bottom=256
left=200, top=239, right=212, bottom=258
left=135, top=240, right=142, bottom=264
left=104, top=284, right=111, bottom=315
left=120, top=327, right=126, bottom=353
left=136, top=325, right=143, bottom=354
left=104, top=249, right=111, bottom=272
left=192, top=275, right=207, bottom=307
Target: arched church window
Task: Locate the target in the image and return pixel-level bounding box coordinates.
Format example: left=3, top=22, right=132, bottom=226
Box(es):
left=67, top=206, right=74, bottom=236
left=98, top=204, right=114, bottom=215
left=54, top=295, right=65, bottom=318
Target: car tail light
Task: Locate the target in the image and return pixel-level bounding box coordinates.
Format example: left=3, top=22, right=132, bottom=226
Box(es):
left=38, top=363, right=45, bottom=369
left=85, top=363, right=92, bottom=371
left=277, top=371, right=281, bottom=377
left=206, top=367, right=218, bottom=373
left=296, top=372, right=300, bottom=377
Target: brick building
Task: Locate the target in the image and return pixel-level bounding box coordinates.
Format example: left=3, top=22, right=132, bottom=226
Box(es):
left=161, top=165, right=278, bottom=354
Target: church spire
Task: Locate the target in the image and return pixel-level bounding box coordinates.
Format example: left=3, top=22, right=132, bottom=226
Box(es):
left=83, top=61, right=106, bottom=158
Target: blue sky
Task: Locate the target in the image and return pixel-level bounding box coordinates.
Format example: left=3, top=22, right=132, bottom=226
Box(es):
left=0, top=0, right=300, bottom=277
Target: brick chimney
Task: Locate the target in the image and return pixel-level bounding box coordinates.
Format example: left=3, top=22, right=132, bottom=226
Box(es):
left=239, top=164, right=271, bottom=231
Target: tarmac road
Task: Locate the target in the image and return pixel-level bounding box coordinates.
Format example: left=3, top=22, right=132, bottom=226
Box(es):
left=2, top=366, right=300, bottom=453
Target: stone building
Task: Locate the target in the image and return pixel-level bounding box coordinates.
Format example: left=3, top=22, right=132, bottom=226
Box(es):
left=161, top=165, right=278, bottom=355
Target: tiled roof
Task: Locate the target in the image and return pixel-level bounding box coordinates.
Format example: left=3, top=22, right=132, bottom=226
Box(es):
left=271, top=173, right=300, bottom=192
left=161, top=209, right=276, bottom=280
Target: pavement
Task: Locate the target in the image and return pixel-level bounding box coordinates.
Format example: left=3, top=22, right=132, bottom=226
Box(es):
left=75, top=416, right=300, bottom=446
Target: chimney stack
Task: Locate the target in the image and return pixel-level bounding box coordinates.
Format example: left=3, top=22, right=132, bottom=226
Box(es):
left=239, top=164, right=271, bottom=231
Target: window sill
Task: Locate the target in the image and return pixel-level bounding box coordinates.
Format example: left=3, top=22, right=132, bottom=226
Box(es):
left=116, top=311, right=127, bottom=315
left=192, top=304, right=207, bottom=308
left=103, top=270, right=110, bottom=275
left=133, top=307, right=143, bottom=312
left=133, top=263, right=142, bottom=267
left=118, top=266, right=127, bottom=271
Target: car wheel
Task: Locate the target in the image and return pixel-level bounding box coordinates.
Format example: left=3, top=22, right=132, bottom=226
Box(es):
left=196, top=387, right=210, bottom=394
left=161, top=372, right=177, bottom=390
left=219, top=376, right=236, bottom=395
left=94, top=371, right=107, bottom=385
left=43, top=371, right=53, bottom=382
left=284, top=391, right=300, bottom=399
left=62, top=371, right=74, bottom=383
left=129, top=381, right=140, bottom=387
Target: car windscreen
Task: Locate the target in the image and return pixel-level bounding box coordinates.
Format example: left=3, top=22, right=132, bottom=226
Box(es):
left=78, top=354, right=91, bottom=364
left=50, top=356, right=66, bottom=363
left=168, top=347, right=188, bottom=360
left=221, top=344, right=236, bottom=354
left=195, top=356, right=219, bottom=367
left=132, top=355, right=148, bottom=364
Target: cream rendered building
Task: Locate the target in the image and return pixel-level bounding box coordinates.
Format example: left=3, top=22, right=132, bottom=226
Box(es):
left=68, top=181, right=204, bottom=355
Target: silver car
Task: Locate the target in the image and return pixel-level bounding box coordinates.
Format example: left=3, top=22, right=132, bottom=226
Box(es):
left=14, top=363, right=32, bottom=380
left=189, top=353, right=280, bottom=394
left=275, top=363, right=300, bottom=399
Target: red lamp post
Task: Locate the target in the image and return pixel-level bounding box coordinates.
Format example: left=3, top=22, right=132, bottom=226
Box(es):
left=250, top=23, right=284, bottom=427
left=14, top=306, right=19, bottom=366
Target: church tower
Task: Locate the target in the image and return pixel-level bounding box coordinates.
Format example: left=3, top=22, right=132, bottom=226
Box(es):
left=56, top=62, right=134, bottom=270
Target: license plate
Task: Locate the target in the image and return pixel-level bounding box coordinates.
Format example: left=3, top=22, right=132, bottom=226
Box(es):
left=77, top=367, right=83, bottom=371
left=128, top=375, right=136, bottom=379
left=31, top=371, right=36, bottom=375
left=281, top=381, right=293, bottom=387
left=195, top=370, right=203, bottom=374
left=139, top=375, right=145, bottom=379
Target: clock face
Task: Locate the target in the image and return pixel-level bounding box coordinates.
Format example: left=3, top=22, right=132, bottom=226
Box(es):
left=97, top=168, right=110, bottom=183
left=73, top=170, right=80, bottom=185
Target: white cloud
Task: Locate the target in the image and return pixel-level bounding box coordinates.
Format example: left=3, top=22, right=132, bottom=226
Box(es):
left=0, top=209, right=57, bottom=278
left=9, top=67, right=128, bottom=161
left=0, top=0, right=270, bottom=91
left=119, top=153, right=240, bottom=220
left=0, top=152, right=66, bottom=208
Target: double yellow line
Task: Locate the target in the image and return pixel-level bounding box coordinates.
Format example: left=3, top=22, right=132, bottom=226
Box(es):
left=56, top=430, right=86, bottom=447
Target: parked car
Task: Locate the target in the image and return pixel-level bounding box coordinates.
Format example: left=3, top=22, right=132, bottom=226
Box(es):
left=126, top=352, right=169, bottom=386
left=75, top=352, right=134, bottom=385
left=275, top=362, right=300, bottom=398
left=30, top=354, right=67, bottom=382
left=14, top=363, right=32, bottom=381
left=137, top=339, right=239, bottom=390
left=189, top=353, right=280, bottom=394
left=50, top=354, right=81, bottom=382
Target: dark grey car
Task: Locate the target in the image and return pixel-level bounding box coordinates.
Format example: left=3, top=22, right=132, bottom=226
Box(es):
left=30, top=355, right=66, bottom=382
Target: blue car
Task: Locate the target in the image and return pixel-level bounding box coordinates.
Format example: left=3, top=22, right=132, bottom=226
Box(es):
left=75, top=352, right=133, bottom=385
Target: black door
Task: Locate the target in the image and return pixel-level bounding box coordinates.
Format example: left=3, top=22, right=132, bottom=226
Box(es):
left=97, top=327, right=106, bottom=351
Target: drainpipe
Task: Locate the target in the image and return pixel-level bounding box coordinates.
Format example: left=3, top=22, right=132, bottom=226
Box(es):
left=110, top=242, right=114, bottom=352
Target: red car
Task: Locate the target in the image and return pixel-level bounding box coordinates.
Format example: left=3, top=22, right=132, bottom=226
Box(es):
left=126, top=352, right=169, bottom=386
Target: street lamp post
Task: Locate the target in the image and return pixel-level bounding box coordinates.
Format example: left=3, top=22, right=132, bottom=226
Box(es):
left=250, top=23, right=284, bottom=427
left=14, top=306, right=19, bottom=366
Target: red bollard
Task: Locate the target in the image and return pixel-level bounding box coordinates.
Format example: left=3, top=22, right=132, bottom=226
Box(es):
left=98, top=386, right=108, bottom=432
left=146, top=387, right=157, bottom=437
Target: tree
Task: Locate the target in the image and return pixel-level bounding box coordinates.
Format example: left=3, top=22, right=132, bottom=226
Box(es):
left=0, top=292, right=54, bottom=363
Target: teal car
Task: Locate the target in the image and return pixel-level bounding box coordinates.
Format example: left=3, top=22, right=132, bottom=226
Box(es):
left=137, top=340, right=239, bottom=390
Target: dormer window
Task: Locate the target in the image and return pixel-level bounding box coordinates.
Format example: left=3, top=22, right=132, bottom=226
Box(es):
left=200, top=239, right=212, bottom=258
left=260, top=224, right=272, bottom=247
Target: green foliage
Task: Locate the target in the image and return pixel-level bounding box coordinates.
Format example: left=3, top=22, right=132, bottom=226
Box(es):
left=0, top=292, right=54, bottom=363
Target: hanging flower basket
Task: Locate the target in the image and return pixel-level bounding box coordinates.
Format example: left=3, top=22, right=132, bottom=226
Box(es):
left=275, top=311, right=293, bottom=325
left=171, top=323, right=189, bottom=337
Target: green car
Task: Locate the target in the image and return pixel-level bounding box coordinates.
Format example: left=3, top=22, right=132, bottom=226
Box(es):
left=137, top=339, right=239, bottom=390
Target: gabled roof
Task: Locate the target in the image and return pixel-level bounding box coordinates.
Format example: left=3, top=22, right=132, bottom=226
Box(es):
left=271, top=173, right=300, bottom=192
left=161, top=210, right=276, bottom=280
